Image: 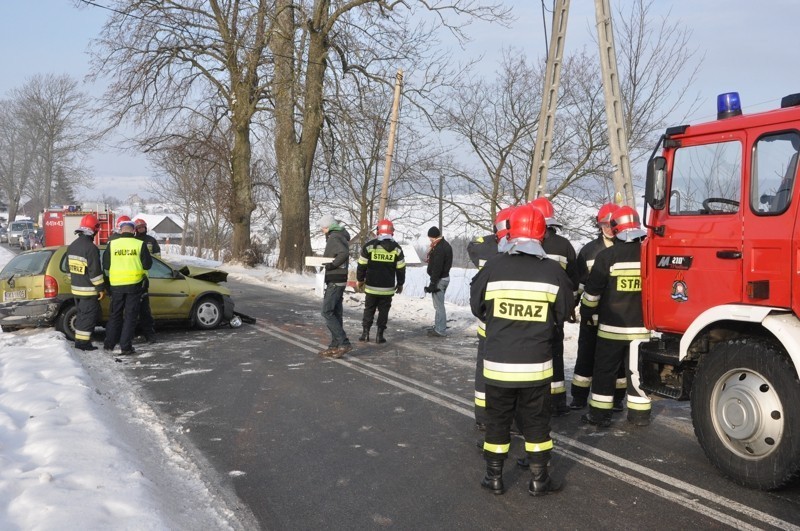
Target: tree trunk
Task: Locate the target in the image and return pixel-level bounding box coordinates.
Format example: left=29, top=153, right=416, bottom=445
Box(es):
left=229, top=120, right=254, bottom=261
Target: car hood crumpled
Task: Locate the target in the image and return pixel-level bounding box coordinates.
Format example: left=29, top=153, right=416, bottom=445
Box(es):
left=178, top=265, right=228, bottom=284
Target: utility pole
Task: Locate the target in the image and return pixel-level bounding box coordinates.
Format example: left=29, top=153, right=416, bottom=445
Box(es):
left=595, top=0, right=635, bottom=207
left=378, top=69, right=403, bottom=221
left=527, top=0, right=570, bottom=201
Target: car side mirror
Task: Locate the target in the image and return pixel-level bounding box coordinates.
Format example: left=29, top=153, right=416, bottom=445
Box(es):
left=645, top=156, right=668, bottom=210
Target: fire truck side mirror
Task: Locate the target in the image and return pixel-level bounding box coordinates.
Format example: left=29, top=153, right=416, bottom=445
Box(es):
left=645, top=156, right=668, bottom=210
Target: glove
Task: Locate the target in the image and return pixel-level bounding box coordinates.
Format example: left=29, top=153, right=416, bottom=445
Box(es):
left=580, top=304, right=596, bottom=326
left=357, top=281, right=365, bottom=293
left=423, top=286, right=431, bottom=293
left=567, top=307, right=577, bottom=324
left=426, top=284, right=441, bottom=294
left=395, top=285, right=403, bottom=294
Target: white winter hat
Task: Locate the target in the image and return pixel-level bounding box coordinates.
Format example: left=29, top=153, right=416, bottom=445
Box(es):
left=317, top=214, right=337, bottom=229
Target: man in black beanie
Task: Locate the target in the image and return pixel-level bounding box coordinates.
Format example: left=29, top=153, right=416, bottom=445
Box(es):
left=425, top=226, right=453, bottom=337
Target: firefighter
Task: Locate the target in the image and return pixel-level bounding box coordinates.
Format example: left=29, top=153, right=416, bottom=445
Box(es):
left=470, top=204, right=573, bottom=496
left=356, top=219, right=406, bottom=344
left=66, top=214, right=106, bottom=351
left=530, top=197, right=579, bottom=417
left=467, top=206, right=516, bottom=430
left=569, top=203, right=620, bottom=410
left=580, top=206, right=652, bottom=428
left=134, top=218, right=158, bottom=343
left=102, top=219, right=152, bottom=356
left=134, top=218, right=161, bottom=257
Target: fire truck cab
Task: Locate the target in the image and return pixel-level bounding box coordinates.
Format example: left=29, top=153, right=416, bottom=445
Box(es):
left=636, top=92, right=800, bottom=490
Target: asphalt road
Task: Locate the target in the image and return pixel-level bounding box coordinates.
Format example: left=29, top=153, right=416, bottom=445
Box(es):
left=113, top=278, right=800, bottom=530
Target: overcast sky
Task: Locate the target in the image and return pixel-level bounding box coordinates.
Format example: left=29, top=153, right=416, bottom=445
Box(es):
left=2, top=0, right=799, bottom=200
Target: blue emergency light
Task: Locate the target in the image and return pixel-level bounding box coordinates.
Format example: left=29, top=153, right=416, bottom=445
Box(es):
left=717, top=92, right=742, bottom=119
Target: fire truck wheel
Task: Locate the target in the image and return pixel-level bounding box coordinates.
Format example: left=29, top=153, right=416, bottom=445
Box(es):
left=192, top=296, right=223, bottom=330
left=54, top=305, right=78, bottom=342
left=691, top=339, right=800, bottom=490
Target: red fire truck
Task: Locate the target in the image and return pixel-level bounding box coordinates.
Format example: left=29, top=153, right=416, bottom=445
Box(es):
left=41, top=206, right=115, bottom=247
left=636, top=92, right=800, bottom=490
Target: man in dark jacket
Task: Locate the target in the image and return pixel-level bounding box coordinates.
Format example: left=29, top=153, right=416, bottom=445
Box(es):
left=425, top=226, right=453, bottom=337
left=318, top=214, right=353, bottom=358
left=102, top=219, right=152, bottom=356
left=134, top=218, right=159, bottom=343
left=66, top=214, right=106, bottom=351
left=356, top=219, right=405, bottom=344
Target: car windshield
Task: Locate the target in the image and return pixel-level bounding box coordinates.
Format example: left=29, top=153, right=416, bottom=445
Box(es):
left=0, top=250, right=53, bottom=279
left=10, top=222, right=33, bottom=231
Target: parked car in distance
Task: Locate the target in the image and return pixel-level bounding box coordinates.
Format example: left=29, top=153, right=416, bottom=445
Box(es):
left=7, top=220, right=35, bottom=248
left=0, top=226, right=7, bottom=243
left=0, top=245, right=237, bottom=340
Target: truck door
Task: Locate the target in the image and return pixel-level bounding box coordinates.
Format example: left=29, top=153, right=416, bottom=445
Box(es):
left=742, top=130, right=799, bottom=309
left=645, top=133, right=744, bottom=333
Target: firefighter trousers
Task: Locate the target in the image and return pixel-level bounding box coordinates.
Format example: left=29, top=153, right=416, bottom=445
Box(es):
left=571, top=323, right=626, bottom=401
left=551, top=325, right=566, bottom=397
left=362, top=293, right=393, bottom=330
left=588, top=337, right=651, bottom=421
left=74, top=296, right=100, bottom=343
left=483, top=384, right=552, bottom=466
left=474, top=333, right=487, bottom=425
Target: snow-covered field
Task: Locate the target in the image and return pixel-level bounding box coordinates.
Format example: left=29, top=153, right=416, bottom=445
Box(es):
left=0, top=244, right=579, bottom=528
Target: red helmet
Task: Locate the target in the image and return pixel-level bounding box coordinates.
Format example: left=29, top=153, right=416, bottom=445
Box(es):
left=493, top=206, right=516, bottom=242
left=610, top=206, right=643, bottom=237
left=115, top=215, right=131, bottom=228
left=78, top=214, right=99, bottom=234
left=596, top=203, right=619, bottom=224
left=529, top=197, right=559, bottom=227
left=376, top=219, right=394, bottom=236
left=134, top=218, right=147, bottom=230
left=508, top=204, right=546, bottom=241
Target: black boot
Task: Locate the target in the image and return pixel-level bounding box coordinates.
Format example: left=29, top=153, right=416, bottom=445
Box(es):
left=376, top=328, right=386, bottom=344
left=529, top=463, right=562, bottom=496
left=480, top=458, right=505, bottom=495
left=358, top=326, right=370, bottom=342
left=75, top=341, right=98, bottom=351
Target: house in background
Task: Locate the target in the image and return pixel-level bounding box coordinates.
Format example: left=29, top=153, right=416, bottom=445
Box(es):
left=132, top=213, right=185, bottom=244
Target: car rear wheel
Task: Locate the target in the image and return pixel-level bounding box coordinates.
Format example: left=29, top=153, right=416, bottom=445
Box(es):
left=193, top=297, right=222, bottom=330
left=55, top=305, right=78, bottom=342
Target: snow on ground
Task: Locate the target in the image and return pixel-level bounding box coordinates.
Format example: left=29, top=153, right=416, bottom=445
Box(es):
left=0, top=244, right=579, bottom=528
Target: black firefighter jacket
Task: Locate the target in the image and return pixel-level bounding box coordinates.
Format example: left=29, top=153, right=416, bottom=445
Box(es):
left=470, top=252, right=573, bottom=388
left=66, top=233, right=105, bottom=297
left=356, top=238, right=406, bottom=296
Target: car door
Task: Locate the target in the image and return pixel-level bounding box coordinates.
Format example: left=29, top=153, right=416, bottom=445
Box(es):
left=147, top=258, right=192, bottom=318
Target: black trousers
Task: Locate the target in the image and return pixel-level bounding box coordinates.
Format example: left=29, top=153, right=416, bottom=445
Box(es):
left=474, top=334, right=487, bottom=425
left=74, top=296, right=100, bottom=343
left=571, top=321, right=599, bottom=400
left=137, top=292, right=156, bottom=337
left=551, top=325, right=566, bottom=396
left=105, top=288, right=143, bottom=351
left=362, top=293, right=393, bottom=330
left=484, top=384, right=552, bottom=466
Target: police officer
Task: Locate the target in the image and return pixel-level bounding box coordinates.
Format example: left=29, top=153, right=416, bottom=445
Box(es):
left=102, top=219, right=152, bottom=356
left=356, top=219, right=405, bottom=344
left=134, top=218, right=158, bottom=343
left=580, top=206, right=652, bottom=427
left=466, top=206, right=515, bottom=430
left=530, top=197, right=578, bottom=416
left=66, top=214, right=106, bottom=351
left=569, top=203, right=619, bottom=409
left=470, top=204, right=573, bottom=496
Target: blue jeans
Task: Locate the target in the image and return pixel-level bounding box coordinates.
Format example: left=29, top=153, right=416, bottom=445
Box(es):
left=322, top=283, right=349, bottom=347
left=432, top=277, right=450, bottom=334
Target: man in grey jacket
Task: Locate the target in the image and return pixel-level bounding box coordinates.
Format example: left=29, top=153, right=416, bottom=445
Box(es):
left=318, top=214, right=353, bottom=358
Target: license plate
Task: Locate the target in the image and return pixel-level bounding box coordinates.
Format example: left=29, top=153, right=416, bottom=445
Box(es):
left=2, top=289, right=26, bottom=302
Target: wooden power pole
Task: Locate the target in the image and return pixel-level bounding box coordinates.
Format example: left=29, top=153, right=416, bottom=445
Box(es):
left=378, top=69, right=403, bottom=221
left=595, top=0, right=635, bottom=207
left=527, top=0, right=570, bottom=201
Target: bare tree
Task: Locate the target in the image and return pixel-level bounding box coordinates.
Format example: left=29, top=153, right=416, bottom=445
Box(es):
left=0, top=100, right=40, bottom=221
left=13, top=73, right=99, bottom=210
left=87, top=0, right=509, bottom=271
